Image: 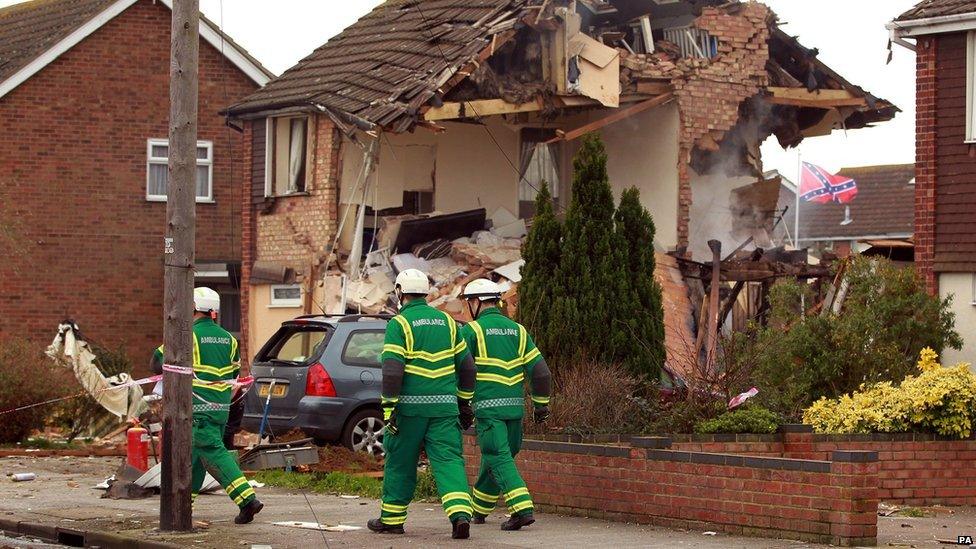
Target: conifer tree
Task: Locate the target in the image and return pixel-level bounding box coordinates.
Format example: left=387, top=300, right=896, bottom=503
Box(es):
left=518, top=183, right=562, bottom=358
left=612, top=187, right=666, bottom=379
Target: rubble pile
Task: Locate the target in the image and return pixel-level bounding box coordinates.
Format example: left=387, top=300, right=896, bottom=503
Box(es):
left=339, top=207, right=527, bottom=321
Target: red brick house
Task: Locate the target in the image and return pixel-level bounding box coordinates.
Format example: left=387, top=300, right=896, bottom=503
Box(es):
left=890, top=0, right=976, bottom=367
left=224, top=0, right=895, bottom=364
left=0, top=0, right=272, bottom=362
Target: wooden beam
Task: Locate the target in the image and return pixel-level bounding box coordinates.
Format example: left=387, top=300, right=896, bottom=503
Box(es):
left=636, top=81, right=672, bottom=95
left=424, top=98, right=543, bottom=121
left=766, top=87, right=866, bottom=108
left=545, top=92, right=674, bottom=144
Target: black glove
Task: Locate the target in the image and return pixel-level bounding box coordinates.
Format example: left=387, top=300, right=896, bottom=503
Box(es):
left=383, top=406, right=398, bottom=436
left=534, top=405, right=550, bottom=424
left=458, top=400, right=474, bottom=431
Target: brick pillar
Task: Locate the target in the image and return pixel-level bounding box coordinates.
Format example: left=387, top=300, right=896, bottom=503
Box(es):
left=915, top=36, right=938, bottom=295
left=239, top=121, right=254, bottom=367
left=829, top=451, right=879, bottom=547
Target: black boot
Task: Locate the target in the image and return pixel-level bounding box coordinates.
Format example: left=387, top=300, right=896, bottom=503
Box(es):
left=367, top=518, right=405, bottom=534
left=501, top=512, right=535, bottom=531
left=472, top=513, right=486, bottom=525
left=452, top=516, right=470, bottom=539
left=234, top=499, right=264, bottom=524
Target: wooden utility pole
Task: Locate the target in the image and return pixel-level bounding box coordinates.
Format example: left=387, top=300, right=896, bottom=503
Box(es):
left=160, top=0, right=199, bottom=532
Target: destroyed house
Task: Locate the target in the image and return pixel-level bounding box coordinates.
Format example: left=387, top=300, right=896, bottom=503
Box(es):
left=889, top=0, right=976, bottom=367
left=225, top=0, right=896, bottom=366
left=0, top=0, right=272, bottom=364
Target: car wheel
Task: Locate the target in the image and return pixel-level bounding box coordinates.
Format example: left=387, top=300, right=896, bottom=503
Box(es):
left=343, top=409, right=385, bottom=457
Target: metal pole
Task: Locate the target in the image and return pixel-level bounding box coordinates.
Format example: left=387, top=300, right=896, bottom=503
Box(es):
left=160, top=0, right=199, bottom=532
left=795, top=149, right=802, bottom=249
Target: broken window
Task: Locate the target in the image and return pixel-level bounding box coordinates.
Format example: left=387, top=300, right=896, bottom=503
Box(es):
left=269, top=284, right=302, bottom=308
left=146, top=139, right=213, bottom=202
left=518, top=128, right=561, bottom=219
left=265, top=116, right=309, bottom=196
left=662, top=26, right=717, bottom=59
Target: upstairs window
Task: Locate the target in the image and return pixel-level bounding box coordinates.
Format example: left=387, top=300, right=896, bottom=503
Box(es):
left=265, top=116, right=310, bottom=196
left=146, top=139, right=213, bottom=202
left=518, top=128, right=561, bottom=219
left=967, top=31, right=976, bottom=142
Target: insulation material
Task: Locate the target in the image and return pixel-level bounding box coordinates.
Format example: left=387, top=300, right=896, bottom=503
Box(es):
left=568, top=32, right=621, bottom=108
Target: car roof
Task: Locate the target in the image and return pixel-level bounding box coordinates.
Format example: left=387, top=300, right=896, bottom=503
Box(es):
left=282, top=313, right=392, bottom=327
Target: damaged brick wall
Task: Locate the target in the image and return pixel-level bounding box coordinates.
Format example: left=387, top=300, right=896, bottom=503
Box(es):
left=675, top=3, right=771, bottom=248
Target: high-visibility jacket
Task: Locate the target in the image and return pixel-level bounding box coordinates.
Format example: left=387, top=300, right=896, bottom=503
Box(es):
left=380, top=299, right=470, bottom=417
left=153, top=317, right=240, bottom=424
left=459, top=307, right=547, bottom=420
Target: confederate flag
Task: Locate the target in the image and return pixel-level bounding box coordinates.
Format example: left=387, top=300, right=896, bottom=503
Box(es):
left=799, top=162, right=858, bottom=204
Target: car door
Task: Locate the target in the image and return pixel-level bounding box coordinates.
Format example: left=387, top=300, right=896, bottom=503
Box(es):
left=246, top=323, right=333, bottom=426
left=323, top=322, right=384, bottom=404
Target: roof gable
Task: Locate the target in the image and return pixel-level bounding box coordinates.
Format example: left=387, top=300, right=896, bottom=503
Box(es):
left=0, top=0, right=273, bottom=100
left=799, top=164, right=915, bottom=241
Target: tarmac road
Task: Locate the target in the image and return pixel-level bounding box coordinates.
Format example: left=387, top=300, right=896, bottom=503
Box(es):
left=0, top=455, right=971, bottom=549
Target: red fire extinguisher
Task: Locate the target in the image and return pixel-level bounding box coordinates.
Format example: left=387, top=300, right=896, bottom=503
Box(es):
left=126, top=424, right=150, bottom=472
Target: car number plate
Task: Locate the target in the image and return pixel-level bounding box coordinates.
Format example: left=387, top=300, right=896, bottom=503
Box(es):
left=258, top=384, right=287, bottom=398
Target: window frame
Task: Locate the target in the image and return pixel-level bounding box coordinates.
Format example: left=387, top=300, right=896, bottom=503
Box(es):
left=264, top=115, right=311, bottom=198
left=269, top=284, right=303, bottom=308
left=967, top=31, right=976, bottom=143
left=340, top=329, right=386, bottom=368
left=145, top=138, right=214, bottom=203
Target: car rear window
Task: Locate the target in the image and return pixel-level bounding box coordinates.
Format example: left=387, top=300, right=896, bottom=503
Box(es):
left=259, top=325, right=331, bottom=365
left=342, top=330, right=385, bottom=367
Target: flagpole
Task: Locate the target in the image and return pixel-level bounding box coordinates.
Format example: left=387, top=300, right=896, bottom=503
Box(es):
left=795, top=148, right=802, bottom=249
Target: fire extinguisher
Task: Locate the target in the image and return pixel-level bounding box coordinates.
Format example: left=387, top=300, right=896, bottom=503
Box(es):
left=126, top=424, right=150, bottom=472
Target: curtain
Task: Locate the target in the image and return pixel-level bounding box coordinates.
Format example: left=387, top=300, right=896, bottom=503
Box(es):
left=546, top=141, right=562, bottom=198
left=149, top=163, right=168, bottom=196
left=288, top=118, right=307, bottom=192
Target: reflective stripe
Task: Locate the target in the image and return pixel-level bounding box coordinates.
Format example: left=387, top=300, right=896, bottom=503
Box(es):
left=456, top=389, right=474, bottom=400
left=225, top=477, right=248, bottom=494
left=381, top=396, right=399, bottom=404
left=468, top=321, right=488, bottom=358
left=441, top=491, right=472, bottom=503
left=472, top=488, right=498, bottom=502
left=508, top=500, right=534, bottom=513
left=383, top=344, right=407, bottom=356
left=193, top=379, right=233, bottom=392
left=531, top=395, right=550, bottom=405
left=475, top=356, right=528, bottom=370
left=445, top=311, right=456, bottom=349
left=403, top=364, right=455, bottom=379
left=393, top=316, right=413, bottom=354
left=195, top=363, right=238, bottom=377
left=404, top=348, right=455, bottom=362
left=476, top=372, right=524, bottom=386
left=233, top=487, right=256, bottom=505
left=443, top=504, right=473, bottom=517
left=505, top=487, right=529, bottom=500
left=472, top=397, right=524, bottom=411
left=230, top=337, right=238, bottom=363
left=382, top=503, right=408, bottom=513
left=453, top=340, right=467, bottom=354
left=517, top=325, right=527, bottom=357
left=399, top=394, right=457, bottom=405
left=192, top=333, right=201, bottom=368
left=381, top=516, right=406, bottom=525
left=522, top=347, right=541, bottom=365
left=471, top=501, right=495, bottom=514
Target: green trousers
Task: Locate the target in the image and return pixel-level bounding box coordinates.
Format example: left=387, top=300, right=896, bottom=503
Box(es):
left=471, top=418, right=533, bottom=517
left=191, top=418, right=255, bottom=509
left=379, top=415, right=473, bottom=526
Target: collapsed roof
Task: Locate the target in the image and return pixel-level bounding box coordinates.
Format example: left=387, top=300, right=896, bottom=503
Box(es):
left=226, top=0, right=896, bottom=151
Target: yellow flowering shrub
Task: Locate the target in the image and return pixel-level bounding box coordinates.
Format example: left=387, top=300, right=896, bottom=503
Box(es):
left=803, top=348, right=976, bottom=438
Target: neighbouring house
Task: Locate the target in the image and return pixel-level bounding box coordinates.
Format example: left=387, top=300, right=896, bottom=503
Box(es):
left=225, top=0, right=896, bottom=367
left=0, top=0, right=272, bottom=366
left=890, top=1, right=976, bottom=367
left=797, top=164, right=916, bottom=261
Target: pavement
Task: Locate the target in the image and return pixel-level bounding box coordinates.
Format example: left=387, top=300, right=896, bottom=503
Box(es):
left=0, top=456, right=973, bottom=549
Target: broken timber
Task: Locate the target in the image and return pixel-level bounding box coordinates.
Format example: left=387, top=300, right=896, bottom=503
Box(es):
left=424, top=98, right=544, bottom=121
left=545, top=92, right=674, bottom=144
left=765, top=87, right=867, bottom=108
left=675, top=255, right=832, bottom=283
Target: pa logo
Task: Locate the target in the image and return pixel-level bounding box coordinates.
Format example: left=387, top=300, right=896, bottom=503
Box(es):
left=959, top=535, right=974, bottom=545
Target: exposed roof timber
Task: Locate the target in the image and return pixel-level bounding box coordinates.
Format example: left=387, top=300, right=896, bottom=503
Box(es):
left=0, top=0, right=272, bottom=100
left=766, top=87, right=867, bottom=109
left=424, top=97, right=544, bottom=121
left=545, top=92, right=675, bottom=143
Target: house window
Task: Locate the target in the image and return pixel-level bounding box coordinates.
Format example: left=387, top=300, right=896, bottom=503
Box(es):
left=518, top=128, right=561, bottom=219
left=968, top=32, right=976, bottom=142
left=146, top=139, right=213, bottom=202
left=265, top=116, right=310, bottom=196
left=269, top=284, right=302, bottom=308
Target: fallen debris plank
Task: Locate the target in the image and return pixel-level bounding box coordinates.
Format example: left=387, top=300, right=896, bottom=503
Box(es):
left=424, top=98, right=543, bottom=121
left=546, top=93, right=674, bottom=144
left=766, top=86, right=860, bottom=101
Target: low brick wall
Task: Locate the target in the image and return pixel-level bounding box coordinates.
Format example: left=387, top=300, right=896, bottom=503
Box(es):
left=660, top=426, right=976, bottom=506
left=462, top=434, right=878, bottom=546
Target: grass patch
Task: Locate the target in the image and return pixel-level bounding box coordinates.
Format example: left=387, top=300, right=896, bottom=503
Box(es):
left=0, top=437, right=82, bottom=450
left=897, top=507, right=930, bottom=518
left=254, top=469, right=439, bottom=502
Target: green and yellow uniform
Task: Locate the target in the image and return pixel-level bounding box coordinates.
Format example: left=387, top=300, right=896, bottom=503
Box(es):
left=460, top=307, right=549, bottom=519
left=377, top=299, right=475, bottom=527
left=153, top=317, right=255, bottom=509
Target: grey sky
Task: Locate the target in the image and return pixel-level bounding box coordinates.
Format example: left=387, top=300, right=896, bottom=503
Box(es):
left=1, top=0, right=920, bottom=181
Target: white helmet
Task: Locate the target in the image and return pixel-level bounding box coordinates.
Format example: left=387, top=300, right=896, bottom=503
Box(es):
left=462, top=279, right=502, bottom=302
left=395, top=269, right=430, bottom=296
left=193, top=287, right=221, bottom=314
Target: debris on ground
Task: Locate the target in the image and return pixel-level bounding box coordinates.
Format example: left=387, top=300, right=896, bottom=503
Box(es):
left=308, top=445, right=383, bottom=474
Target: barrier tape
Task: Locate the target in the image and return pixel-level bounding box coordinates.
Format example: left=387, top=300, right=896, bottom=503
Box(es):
left=0, top=371, right=255, bottom=417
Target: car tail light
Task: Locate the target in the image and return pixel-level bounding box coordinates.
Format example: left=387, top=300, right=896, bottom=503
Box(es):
left=305, top=363, right=337, bottom=397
